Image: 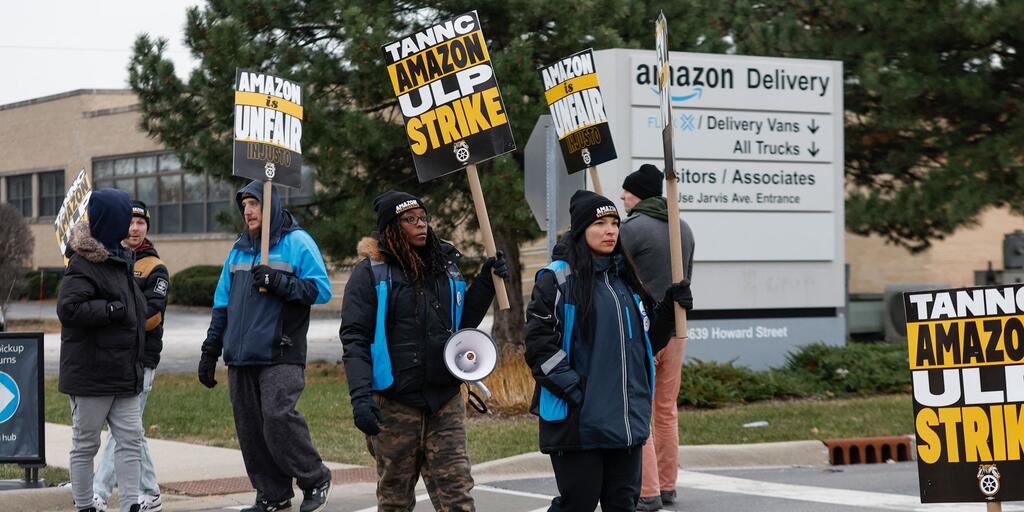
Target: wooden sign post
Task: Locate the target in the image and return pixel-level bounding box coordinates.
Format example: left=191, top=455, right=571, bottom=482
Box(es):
left=466, top=164, right=510, bottom=309
left=656, top=11, right=689, bottom=343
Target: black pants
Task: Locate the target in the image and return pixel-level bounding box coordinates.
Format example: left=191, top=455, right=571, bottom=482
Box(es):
left=548, top=447, right=642, bottom=512
left=229, top=364, right=331, bottom=501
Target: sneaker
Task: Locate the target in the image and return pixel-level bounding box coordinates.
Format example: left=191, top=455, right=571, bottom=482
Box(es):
left=129, top=505, right=141, bottom=512
left=139, top=493, right=163, bottom=512
left=76, top=508, right=97, bottom=512
left=637, top=495, right=664, bottom=511
left=241, top=497, right=292, bottom=512
left=300, top=479, right=331, bottom=512
left=92, top=494, right=110, bottom=512
left=660, top=489, right=677, bottom=505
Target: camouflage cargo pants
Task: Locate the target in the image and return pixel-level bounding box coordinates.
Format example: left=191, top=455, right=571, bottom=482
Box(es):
left=368, top=394, right=475, bottom=511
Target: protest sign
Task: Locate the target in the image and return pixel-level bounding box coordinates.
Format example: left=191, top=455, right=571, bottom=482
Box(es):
left=383, top=11, right=516, bottom=183
left=232, top=69, right=304, bottom=189
left=383, top=11, right=515, bottom=309
left=538, top=48, right=616, bottom=191
left=54, top=169, right=91, bottom=265
left=656, top=11, right=689, bottom=340
left=905, top=284, right=1024, bottom=504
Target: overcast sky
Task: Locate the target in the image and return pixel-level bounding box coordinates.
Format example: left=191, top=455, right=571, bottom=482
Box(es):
left=1, top=0, right=201, bottom=106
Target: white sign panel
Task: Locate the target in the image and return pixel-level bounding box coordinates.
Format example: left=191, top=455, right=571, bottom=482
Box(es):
left=594, top=48, right=844, bottom=311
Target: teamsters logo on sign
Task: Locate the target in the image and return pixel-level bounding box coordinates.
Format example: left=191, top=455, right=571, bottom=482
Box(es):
left=538, top=49, right=617, bottom=174
left=383, top=11, right=516, bottom=182
left=904, top=284, right=1024, bottom=503
left=232, top=69, right=304, bottom=188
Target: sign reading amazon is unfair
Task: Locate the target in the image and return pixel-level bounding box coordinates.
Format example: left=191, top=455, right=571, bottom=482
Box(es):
left=905, top=284, right=1024, bottom=503
left=383, top=11, right=516, bottom=182
left=233, top=70, right=304, bottom=188
left=538, top=49, right=616, bottom=174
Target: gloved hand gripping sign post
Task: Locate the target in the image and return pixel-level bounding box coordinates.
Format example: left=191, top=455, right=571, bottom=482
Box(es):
left=382, top=10, right=516, bottom=310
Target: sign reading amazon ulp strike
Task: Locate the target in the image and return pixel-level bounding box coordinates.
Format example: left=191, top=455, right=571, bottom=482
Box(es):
left=233, top=69, right=304, bottom=188
left=905, top=284, right=1024, bottom=503
left=383, top=11, right=516, bottom=182
left=538, top=49, right=616, bottom=173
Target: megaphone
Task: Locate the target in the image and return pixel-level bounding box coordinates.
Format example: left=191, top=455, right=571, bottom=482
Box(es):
left=443, top=328, right=497, bottom=408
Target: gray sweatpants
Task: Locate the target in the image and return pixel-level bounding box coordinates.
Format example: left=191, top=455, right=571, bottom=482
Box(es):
left=69, top=395, right=143, bottom=512
left=228, top=364, right=331, bottom=502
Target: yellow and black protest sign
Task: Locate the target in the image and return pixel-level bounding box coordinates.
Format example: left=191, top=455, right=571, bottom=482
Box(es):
left=905, top=284, right=1024, bottom=503
left=54, top=169, right=91, bottom=265
left=232, top=69, right=304, bottom=188
left=538, top=49, right=616, bottom=174
left=382, top=11, right=516, bottom=182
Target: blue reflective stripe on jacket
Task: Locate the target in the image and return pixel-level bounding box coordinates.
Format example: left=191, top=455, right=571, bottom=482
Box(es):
left=369, top=262, right=465, bottom=391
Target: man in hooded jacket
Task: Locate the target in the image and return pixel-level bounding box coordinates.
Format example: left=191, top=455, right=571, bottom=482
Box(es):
left=197, top=181, right=333, bottom=512
left=58, top=188, right=147, bottom=512
left=618, top=164, right=695, bottom=511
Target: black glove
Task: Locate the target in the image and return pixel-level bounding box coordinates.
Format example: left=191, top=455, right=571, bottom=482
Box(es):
left=481, top=250, right=509, bottom=279
left=565, top=384, right=584, bottom=407
left=352, top=397, right=382, bottom=436
left=106, top=301, right=126, bottom=322
left=664, top=279, right=694, bottom=311
left=252, top=265, right=287, bottom=296
left=198, top=351, right=218, bottom=389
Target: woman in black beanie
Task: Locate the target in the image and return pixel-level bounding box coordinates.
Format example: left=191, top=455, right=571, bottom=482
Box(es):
left=339, top=190, right=509, bottom=511
left=523, top=190, right=693, bottom=511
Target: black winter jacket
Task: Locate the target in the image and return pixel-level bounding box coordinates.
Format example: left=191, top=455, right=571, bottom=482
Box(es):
left=58, top=221, right=147, bottom=397
left=133, top=240, right=168, bottom=369
left=340, top=236, right=495, bottom=412
left=524, top=250, right=674, bottom=453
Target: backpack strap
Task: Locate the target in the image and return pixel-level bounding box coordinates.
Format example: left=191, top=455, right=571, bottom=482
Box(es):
left=369, top=260, right=394, bottom=391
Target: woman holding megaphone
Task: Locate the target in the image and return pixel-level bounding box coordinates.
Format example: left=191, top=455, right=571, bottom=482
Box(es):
left=524, top=190, right=693, bottom=512
left=339, top=191, right=508, bottom=511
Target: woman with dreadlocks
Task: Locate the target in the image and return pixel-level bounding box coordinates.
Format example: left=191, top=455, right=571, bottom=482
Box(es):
left=523, top=190, right=693, bottom=512
left=340, top=190, right=507, bottom=511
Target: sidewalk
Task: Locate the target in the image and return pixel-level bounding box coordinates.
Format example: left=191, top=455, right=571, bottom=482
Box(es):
left=4, top=425, right=832, bottom=511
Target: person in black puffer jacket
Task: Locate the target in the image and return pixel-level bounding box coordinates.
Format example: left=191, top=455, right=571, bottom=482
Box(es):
left=58, top=188, right=147, bottom=512
left=340, top=191, right=508, bottom=511
left=523, top=190, right=693, bottom=512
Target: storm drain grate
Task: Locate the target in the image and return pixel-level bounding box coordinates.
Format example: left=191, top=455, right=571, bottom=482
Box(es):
left=824, top=436, right=912, bottom=465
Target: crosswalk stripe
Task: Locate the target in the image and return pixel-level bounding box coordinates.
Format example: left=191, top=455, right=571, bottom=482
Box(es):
left=679, top=469, right=1024, bottom=511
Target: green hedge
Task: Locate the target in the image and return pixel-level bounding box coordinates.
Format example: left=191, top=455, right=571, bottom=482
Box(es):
left=19, top=269, right=62, bottom=300
left=679, top=342, right=911, bottom=409
left=169, top=265, right=222, bottom=307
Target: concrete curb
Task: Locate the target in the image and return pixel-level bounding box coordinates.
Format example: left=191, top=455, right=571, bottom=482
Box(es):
left=0, top=486, right=71, bottom=511
left=474, top=439, right=831, bottom=479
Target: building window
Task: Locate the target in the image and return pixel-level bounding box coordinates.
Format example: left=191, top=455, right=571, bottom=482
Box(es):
left=38, top=171, right=65, bottom=217
left=93, top=153, right=233, bottom=234
left=5, top=174, right=32, bottom=217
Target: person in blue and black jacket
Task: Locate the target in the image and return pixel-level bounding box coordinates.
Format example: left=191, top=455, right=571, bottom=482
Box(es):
left=523, top=190, right=693, bottom=512
left=197, top=180, right=333, bottom=512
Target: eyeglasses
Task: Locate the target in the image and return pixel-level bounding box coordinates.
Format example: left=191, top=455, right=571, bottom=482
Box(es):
left=399, top=214, right=432, bottom=225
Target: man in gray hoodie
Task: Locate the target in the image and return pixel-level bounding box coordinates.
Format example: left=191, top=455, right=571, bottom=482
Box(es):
left=618, top=164, right=695, bottom=511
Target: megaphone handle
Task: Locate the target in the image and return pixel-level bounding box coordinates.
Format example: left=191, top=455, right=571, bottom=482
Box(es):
left=466, top=388, right=488, bottom=414
left=472, top=381, right=492, bottom=399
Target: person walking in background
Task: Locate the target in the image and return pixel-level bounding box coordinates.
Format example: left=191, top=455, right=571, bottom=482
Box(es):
left=58, top=189, right=146, bottom=512
left=92, top=201, right=168, bottom=512
left=339, top=191, right=507, bottom=511
left=197, top=181, right=333, bottom=512
left=619, top=164, right=696, bottom=511
left=524, top=190, right=693, bottom=511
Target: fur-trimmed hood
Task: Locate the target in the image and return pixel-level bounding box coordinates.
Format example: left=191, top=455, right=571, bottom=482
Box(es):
left=68, top=221, right=111, bottom=263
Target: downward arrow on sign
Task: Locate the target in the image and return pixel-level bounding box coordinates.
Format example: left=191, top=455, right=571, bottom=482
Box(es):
left=809, top=141, right=820, bottom=157
left=808, top=118, right=819, bottom=134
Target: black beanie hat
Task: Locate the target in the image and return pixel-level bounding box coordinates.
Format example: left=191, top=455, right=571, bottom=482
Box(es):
left=130, top=200, right=150, bottom=227
left=569, top=189, right=619, bottom=240
left=622, top=164, right=664, bottom=200
left=373, top=190, right=426, bottom=231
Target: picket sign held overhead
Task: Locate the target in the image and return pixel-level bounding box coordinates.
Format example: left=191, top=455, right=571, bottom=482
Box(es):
left=232, top=69, right=305, bottom=268
left=54, top=168, right=91, bottom=265
left=383, top=11, right=516, bottom=309
left=537, top=48, right=617, bottom=194
left=656, top=12, right=688, bottom=341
